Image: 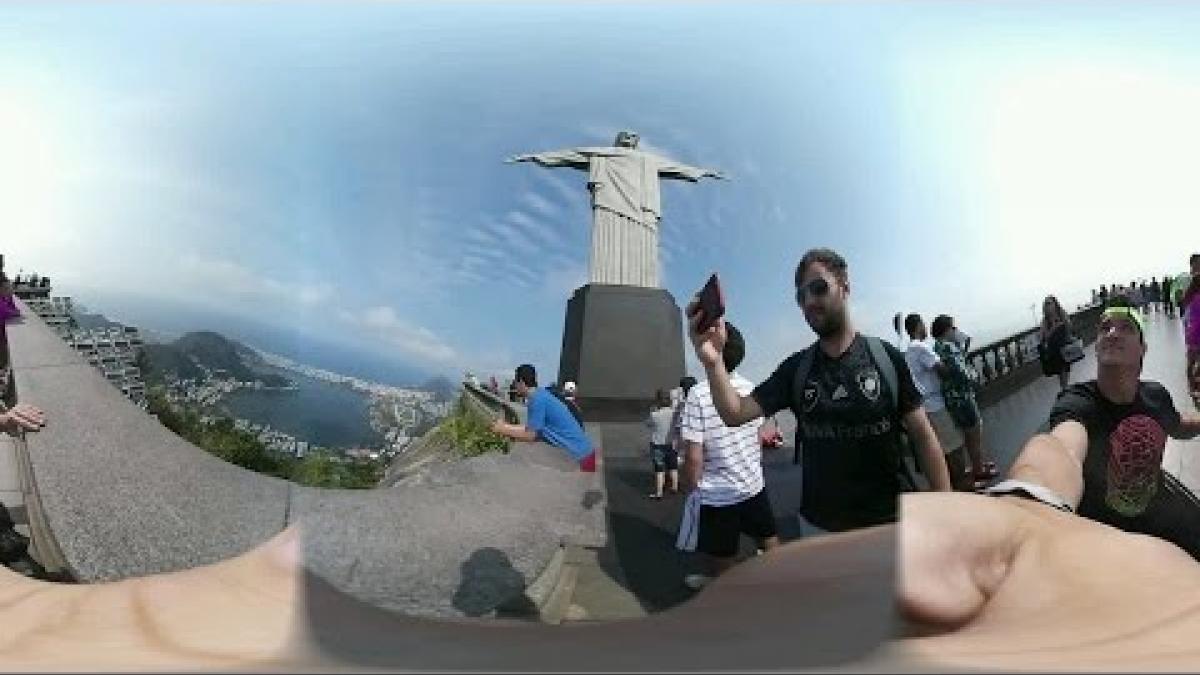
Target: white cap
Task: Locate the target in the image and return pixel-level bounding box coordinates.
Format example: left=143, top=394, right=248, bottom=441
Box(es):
left=564, top=381, right=577, bottom=393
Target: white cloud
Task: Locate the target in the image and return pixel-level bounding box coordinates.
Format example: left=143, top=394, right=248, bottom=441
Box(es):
left=486, top=218, right=540, bottom=256
left=538, top=256, right=588, bottom=302
left=343, top=304, right=460, bottom=365
left=505, top=209, right=571, bottom=253
left=177, top=255, right=334, bottom=308
left=519, top=191, right=559, bottom=219
left=533, top=167, right=588, bottom=210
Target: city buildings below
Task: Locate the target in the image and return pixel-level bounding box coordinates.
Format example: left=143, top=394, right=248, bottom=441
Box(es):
left=17, top=288, right=148, bottom=410
left=11, top=268, right=452, bottom=463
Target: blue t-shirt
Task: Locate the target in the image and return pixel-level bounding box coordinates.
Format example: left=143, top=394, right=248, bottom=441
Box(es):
left=526, top=388, right=593, bottom=461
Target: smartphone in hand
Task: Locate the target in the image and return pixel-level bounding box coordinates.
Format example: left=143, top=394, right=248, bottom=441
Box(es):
left=691, top=273, right=725, bottom=333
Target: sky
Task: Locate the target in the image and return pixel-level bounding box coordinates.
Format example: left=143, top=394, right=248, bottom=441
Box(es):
left=3, top=1, right=1199, bottom=386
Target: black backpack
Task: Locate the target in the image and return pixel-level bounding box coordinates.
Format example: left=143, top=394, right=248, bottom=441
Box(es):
left=788, top=336, right=922, bottom=491
left=546, top=385, right=585, bottom=427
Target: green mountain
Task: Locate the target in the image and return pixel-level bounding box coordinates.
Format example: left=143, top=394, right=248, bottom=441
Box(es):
left=141, top=331, right=291, bottom=388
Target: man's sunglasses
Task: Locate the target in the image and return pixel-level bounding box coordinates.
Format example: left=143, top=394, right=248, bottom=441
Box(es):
left=796, top=277, right=832, bottom=305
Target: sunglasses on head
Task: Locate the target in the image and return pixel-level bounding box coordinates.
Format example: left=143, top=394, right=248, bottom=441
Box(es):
left=796, top=277, right=832, bottom=304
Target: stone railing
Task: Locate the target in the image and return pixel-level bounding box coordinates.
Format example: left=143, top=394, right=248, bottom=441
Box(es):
left=5, top=299, right=604, bottom=620
left=968, top=303, right=1105, bottom=407
left=462, top=381, right=526, bottom=427
left=379, top=382, right=526, bottom=485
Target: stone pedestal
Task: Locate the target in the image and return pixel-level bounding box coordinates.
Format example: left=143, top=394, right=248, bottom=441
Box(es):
left=557, top=284, right=685, bottom=422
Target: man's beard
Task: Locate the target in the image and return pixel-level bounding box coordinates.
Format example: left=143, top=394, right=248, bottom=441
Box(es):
left=808, top=308, right=846, bottom=338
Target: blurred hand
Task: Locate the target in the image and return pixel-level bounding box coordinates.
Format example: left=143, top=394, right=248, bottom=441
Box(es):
left=1, top=403, right=45, bottom=435
left=0, top=527, right=304, bottom=670
left=685, top=296, right=727, bottom=370
left=898, top=491, right=1200, bottom=670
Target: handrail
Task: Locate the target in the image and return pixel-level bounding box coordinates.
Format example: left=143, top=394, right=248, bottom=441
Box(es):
left=461, top=381, right=525, bottom=426
left=966, top=302, right=1105, bottom=407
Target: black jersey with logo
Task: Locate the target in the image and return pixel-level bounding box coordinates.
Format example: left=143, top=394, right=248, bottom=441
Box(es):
left=753, top=335, right=920, bottom=531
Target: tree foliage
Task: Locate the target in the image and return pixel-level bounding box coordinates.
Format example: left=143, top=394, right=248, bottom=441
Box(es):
left=436, top=401, right=509, bottom=458
left=145, top=388, right=382, bottom=489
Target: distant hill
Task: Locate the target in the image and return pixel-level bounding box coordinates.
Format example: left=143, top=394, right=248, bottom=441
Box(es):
left=141, top=331, right=291, bottom=388
left=140, top=343, right=204, bottom=382
left=422, top=375, right=457, bottom=403
left=72, top=310, right=123, bottom=331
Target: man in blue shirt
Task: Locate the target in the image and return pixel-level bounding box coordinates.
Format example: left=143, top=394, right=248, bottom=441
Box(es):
left=490, top=364, right=598, bottom=471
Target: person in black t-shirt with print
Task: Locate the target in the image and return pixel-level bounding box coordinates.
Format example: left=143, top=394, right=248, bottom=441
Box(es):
left=685, top=248, right=953, bottom=534
left=1005, top=300, right=1200, bottom=559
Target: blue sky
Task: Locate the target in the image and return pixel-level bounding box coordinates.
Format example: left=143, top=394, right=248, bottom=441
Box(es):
left=4, top=2, right=1199, bottom=385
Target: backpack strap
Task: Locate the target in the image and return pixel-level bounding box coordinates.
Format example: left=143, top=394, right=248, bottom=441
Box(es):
left=864, top=336, right=924, bottom=491
left=864, top=336, right=899, bottom=411
left=790, top=344, right=817, bottom=465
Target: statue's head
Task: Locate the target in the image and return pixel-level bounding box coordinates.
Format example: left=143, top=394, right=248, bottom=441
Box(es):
left=614, top=131, right=640, bottom=149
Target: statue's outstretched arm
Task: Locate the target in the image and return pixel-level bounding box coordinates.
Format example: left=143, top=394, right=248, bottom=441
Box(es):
left=657, top=158, right=727, bottom=182
left=504, top=148, right=592, bottom=169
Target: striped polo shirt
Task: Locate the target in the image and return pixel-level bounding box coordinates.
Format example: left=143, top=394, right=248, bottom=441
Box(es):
left=681, top=372, right=765, bottom=507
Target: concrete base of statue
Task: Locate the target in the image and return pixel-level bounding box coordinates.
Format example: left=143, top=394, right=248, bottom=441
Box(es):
left=557, top=284, right=686, bottom=422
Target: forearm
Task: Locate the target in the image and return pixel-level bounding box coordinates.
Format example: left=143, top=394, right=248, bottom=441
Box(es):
left=904, top=410, right=952, bottom=491
left=1007, top=434, right=1084, bottom=508
left=703, top=361, right=759, bottom=427
left=682, top=442, right=703, bottom=491
left=492, top=422, right=536, bottom=443
left=916, top=433, right=953, bottom=492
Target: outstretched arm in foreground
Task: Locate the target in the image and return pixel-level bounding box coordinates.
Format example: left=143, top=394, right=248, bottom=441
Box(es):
left=1005, top=420, right=1089, bottom=509
left=0, top=528, right=304, bottom=670
left=899, top=491, right=1200, bottom=670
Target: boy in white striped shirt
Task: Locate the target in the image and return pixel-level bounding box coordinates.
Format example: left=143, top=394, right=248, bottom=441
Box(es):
left=677, top=322, right=780, bottom=589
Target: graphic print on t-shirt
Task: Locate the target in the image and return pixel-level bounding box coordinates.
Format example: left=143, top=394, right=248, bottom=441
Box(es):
left=856, top=368, right=881, bottom=402
left=802, top=382, right=820, bottom=412
left=1106, top=414, right=1168, bottom=517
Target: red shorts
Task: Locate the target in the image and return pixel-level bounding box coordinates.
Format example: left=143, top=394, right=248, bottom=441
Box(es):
left=579, top=450, right=598, bottom=473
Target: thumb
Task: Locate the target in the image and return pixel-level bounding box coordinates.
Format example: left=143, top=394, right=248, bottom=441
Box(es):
left=899, top=493, right=1021, bottom=631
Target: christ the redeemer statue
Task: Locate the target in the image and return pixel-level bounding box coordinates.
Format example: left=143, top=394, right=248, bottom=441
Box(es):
left=507, top=131, right=724, bottom=288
